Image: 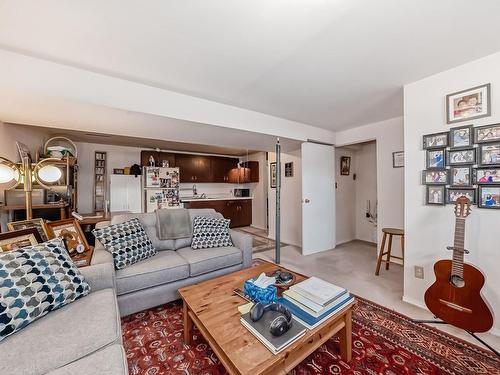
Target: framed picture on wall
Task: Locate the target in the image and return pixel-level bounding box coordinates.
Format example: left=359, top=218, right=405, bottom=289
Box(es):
left=392, top=151, right=404, bottom=168
left=449, top=125, right=473, bottom=149
left=474, top=123, right=500, bottom=143
left=270, top=162, right=277, bottom=188
left=422, top=170, right=448, bottom=185
left=340, top=156, right=351, bottom=175
left=473, top=167, right=500, bottom=184
left=426, top=186, right=445, bottom=205
left=478, top=186, right=500, bottom=209
left=478, top=143, right=500, bottom=166
left=450, top=166, right=472, bottom=187
left=423, top=132, right=449, bottom=149
left=426, top=149, right=445, bottom=169
left=284, top=162, right=293, bottom=177
left=447, top=188, right=476, bottom=204
left=447, top=148, right=476, bottom=166
left=446, top=83, right=491, bottom=124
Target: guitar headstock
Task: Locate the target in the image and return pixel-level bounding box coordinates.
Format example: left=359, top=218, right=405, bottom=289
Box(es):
left=454, top=196, right=471, bottom=218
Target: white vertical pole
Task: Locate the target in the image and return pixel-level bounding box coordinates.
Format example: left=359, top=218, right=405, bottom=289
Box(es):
left=275, top=139, right=281, bottom=264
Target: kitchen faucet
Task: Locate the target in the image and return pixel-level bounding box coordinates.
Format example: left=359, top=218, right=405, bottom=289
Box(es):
left=192, top=184, right=197, bottom=196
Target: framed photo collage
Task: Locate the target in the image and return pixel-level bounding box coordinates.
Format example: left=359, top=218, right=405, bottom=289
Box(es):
left=422, top=123, right=500, bottom=209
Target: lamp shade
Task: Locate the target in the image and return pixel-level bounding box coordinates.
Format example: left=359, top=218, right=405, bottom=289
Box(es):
left=0, top=164, right=16, bottom=183
left=37, top=165, right=62, bottom=183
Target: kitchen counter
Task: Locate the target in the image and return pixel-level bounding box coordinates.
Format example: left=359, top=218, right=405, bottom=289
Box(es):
left=180, top=196, right=253, bottom=202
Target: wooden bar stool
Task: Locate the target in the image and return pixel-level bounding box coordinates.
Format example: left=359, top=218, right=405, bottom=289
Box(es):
left=375, top=228, right=404, bottom=275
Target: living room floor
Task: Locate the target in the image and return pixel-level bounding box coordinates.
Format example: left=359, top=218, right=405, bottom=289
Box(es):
left=253, top=239, right=500, bottom=353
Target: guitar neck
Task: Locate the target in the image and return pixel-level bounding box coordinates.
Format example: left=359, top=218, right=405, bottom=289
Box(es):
left=452, top=217, right=465, bottom=278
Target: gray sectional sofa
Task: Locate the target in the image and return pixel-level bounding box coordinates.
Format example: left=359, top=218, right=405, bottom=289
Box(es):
left=0, top=208, right=252, bottom=374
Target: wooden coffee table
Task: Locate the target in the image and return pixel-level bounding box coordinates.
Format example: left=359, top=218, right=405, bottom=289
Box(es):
left=179, top=260, right=355, bottom=375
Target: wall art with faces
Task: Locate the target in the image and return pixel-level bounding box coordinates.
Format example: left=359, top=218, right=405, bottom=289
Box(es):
left=422, top=123, right=500, bottom=208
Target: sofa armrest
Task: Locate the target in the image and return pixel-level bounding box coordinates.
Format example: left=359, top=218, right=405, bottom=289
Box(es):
left=79, top=263, right=116, bottom=292
left=230, top=229, right=252, bottom=268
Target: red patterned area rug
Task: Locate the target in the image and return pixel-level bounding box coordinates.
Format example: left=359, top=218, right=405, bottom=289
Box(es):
left=122, top=297, right=499, bottom=375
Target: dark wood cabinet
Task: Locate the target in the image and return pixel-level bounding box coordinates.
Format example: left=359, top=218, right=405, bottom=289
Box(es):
left=211, top=156, right=239, bottom=183
left=176, top=154, right=211, bottom=183
left=185, top=199, right=252, bottom=228
left=140, top=151, right=176, bottom=167
left=228, top=161, right=259, bottom=183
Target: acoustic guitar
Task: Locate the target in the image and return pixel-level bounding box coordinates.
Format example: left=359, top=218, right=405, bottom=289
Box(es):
left=424, top=196, right=493, bottom=333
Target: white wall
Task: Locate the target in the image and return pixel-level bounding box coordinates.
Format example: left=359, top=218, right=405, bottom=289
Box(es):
left=355, top=142, right=377, bottom=243
left=267, top=148, right=302, bottom=247
left=335, top=148, right=356, bottom=244
left=248, top=152, right=267, bottom=230
left=404, top=51, right=500, bottom=334
left=335, top=117, right=404, bottom=259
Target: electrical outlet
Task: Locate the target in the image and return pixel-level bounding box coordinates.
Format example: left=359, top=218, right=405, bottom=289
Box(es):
left=414, top=266, right=424, bottom=279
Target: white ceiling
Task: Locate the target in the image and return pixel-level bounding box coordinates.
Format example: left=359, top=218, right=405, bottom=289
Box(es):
left=1, top=0, right=500, bottom=130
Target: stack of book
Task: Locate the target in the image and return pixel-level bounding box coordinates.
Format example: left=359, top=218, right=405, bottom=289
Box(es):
left=278, top=277, right=354, bottom=329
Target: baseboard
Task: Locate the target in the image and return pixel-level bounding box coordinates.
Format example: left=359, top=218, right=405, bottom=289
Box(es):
left=250, top=224, right=267, bottom=231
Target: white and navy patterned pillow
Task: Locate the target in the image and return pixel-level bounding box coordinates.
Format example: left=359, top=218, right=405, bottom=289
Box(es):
left=191, top=216, right=233, bottom=250
left=93, top=218, right=156, bottom=269
left=0, top=238, right=90, bottom=342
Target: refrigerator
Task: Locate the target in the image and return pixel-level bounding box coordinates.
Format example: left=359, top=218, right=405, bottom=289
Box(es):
left=143, top=167, right=180, bottom=212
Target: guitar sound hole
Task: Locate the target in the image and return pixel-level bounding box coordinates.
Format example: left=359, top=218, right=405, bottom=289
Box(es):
left=450, top=275, right=465, bottom=288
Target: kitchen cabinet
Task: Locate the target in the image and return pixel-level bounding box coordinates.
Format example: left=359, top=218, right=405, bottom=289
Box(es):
left=228, top=161, right=259, bottom=183
left=184, top=199, right=252, bottom=228
left=176, top=154, right=212, bottom=183
left=211, top=156, right=239, bottom=182
left=140, top=151, right=176, bottom=168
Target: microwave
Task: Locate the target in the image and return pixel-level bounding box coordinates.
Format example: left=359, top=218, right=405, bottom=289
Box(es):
left=234, top=188, right=250, bottom=197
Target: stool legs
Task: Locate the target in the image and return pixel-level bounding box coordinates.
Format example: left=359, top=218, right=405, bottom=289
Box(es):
left=385, top=234, right=393, bottom=270
left=375, top=232, right=387, bottom=276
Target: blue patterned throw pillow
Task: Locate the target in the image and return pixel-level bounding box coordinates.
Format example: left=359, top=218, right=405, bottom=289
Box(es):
left=93, top=218, right=157, bottom=270
left=191, top=216, right=233, bottom=250
left=0, top=238, right=90, bottom=342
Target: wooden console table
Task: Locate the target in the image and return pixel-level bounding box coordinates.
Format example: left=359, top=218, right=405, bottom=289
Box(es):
left=0, top=202, right=70, bottom=220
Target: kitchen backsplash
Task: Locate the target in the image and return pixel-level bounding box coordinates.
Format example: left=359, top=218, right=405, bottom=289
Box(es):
left=178, top=182, right=253, bottom=198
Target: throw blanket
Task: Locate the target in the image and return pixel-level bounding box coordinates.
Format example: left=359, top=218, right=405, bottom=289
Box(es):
left=156, top=208, right=192, bottom=240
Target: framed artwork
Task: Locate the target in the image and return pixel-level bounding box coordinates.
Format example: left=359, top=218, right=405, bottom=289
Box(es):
left=426, top=149, right=445, bottom=169
left=426, top=186, right=445, bottom=205
left=270, top=162, right=277, bottom=188
left=478, top=143, right=500, bottom=166
left=7, top=218, right=49, bottom=241
left=474, top=123, right=500, bottom=144
left=284, top=162, right=294, bottom=177
left=392, top=151, right=404, bottom=168
left=46, top=219, right=89, bottom=254
left=446, top=83, right=491, bottom=124
left=423, top=132, right=449, bottom=149
left=446, top=148, right=476, bottom=166
left=447, top=188, right=476, bottom=205
left=450, top=166, right=472, bottom=187
left=449, top=125, right=473, bottom=149
left=478, top=186, right=500, bottom=209
left=340, top=156, right=351, bottom=175
left=422, top=170, right=448, bottom=185
left=0, top=228, right=42, bottom=252
left=473, top=168, right=500, bottom=185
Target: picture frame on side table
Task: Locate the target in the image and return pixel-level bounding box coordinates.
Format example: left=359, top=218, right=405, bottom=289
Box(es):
left=423, top=132, right=449, bottom=149
left=46, top=218, right=89, bottom=254
left=270, top=162, right=277, bottom=188
left=0, top=228, right=43, bottom=252
left=478, top=143, right=500, bottom=166
left=392, top=151, right=404, bottom=168
left=447, top=188, right=476, bottom=205
left=447, top=148, right=476, bottom=166
left=422, top=170, right=448, bottom=185
left=474, top=123, right=500, bottom=143
left=478, top=186, right=500, bottom=209
left=340, top=156, right=351, bottom=175
left=7, top=218, right=49, bottom=241
left=426, top=149, right=445, bottom=169
left=426, top=186, right=445, bottom=205
left=473, top=167, right=500, bottom=184
left=449, top=125, right=473, bottom=149
left=450, top=166, right=472, bottom=187
left=446, top=83, right=491, bottom=124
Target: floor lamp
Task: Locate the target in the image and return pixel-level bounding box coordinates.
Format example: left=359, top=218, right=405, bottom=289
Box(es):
left=275, top=138, right=281, bottom=264
left=0, top=155, right=63, bottom=220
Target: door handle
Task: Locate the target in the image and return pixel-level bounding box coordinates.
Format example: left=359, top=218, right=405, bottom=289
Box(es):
left=304, top=198, right=310, bottom=203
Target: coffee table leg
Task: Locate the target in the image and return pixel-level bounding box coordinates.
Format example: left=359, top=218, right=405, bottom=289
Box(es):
left=339, top=309, right=352, bottom=362
left=183, top=301, right=193, bottom=345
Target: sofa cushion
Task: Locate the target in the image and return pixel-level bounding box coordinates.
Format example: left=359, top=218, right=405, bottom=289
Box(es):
left=177, top=246, right=242, bottom=276
left=0, top=238, right=90, bottom=342
left=116, top=250, right=189, bottom=295
left=191, top=216, right=233, bottom=250
left=0, top=288, right=121, bottom=375
left=47, top=344, right=127, bottom=375
left=93, top=218, right=157, bottom=270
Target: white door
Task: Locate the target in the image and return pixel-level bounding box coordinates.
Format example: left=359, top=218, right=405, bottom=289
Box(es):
left=301, top=142, right=336, bottom=255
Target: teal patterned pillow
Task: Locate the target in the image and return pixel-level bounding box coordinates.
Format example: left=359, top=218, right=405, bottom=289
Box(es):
left=191, top=216, right=233, bottom=249
left=0, top=238, right=90, bottom=342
